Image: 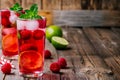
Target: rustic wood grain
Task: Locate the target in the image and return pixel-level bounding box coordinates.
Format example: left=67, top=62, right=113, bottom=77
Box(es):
left=42, top=0, right=61, bottom=10
left=102, top=0, right=120, bottom=10
left=61, top=0, right=81, bottom=10
left=83, top=28, right=120, bottom=80
left=53, top=10, right=120, bottom=27
left=22, top=0, right=41, bottom=9
left=68, top=27, right=116, bottom=80
left=96, top=28, right=120, bottom=55
left=112, top=28, right=120, bottom=39
left=107, top=0, right=119, bottom=10
left=96, top=28, right=120, bottom=79
left=80, top=0, right=90, bottom=9
left=0, top=0, right=120, bottom=10
left=21, top=0, right=41, bottom=10
left=0, top=0, right=21, bottom=9
left=13, top=0, right=21, bottom=5
left=90, top=0, right=102, bottom=10
left=0, top=0, right=13, bottom=9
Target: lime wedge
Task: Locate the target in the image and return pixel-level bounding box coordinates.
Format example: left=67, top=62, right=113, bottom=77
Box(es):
left=51, top=36, right=69, bottom=49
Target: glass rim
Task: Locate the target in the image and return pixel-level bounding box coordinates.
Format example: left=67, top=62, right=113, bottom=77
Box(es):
left=17, top=16, right=46, bottom=21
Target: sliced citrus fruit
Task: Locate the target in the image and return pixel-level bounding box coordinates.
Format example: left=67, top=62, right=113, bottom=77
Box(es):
left=51, top=36, right=69, bottom=49
left=19, top=50, right=43, bottom=70
left=2, top=34, right=18, bottom=54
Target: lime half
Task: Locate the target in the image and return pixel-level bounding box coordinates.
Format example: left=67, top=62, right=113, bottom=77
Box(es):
left=51, top=36, right=69, bottom=49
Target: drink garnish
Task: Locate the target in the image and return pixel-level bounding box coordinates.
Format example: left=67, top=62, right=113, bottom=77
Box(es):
left=19, top=4, right=42, bottom=19
left=10, top=3, right=23, bottom=13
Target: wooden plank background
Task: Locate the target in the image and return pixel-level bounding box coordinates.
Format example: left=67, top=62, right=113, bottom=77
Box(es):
left=0, top=0, right=120, bottom=10
left=53, top=10, right=120, bottom=27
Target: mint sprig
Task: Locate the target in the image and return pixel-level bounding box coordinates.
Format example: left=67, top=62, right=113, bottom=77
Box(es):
left=19, top=4, right=42, bottom=19
left=10, top=3, right=23, bottom=12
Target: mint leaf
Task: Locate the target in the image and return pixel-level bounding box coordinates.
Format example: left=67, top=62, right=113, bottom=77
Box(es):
left=30, top=4, right=38, bottom=11
left=10, top=3, right=23, bottom=12
left=19, top=4, right=42, bottom=19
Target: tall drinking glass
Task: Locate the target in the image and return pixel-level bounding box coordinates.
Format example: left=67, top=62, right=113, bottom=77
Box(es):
left=17, top=17, right=46, bottom=77
left=0, top=9, right=18, bottom=59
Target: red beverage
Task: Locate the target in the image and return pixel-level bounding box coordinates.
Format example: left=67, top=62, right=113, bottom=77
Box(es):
left=0, top=10, right=18, bottom=58
left=17, top=18, right=46, bottom=76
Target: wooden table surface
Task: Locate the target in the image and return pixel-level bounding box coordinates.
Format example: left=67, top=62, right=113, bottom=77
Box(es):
left=0, top=27, right=120, bottom=80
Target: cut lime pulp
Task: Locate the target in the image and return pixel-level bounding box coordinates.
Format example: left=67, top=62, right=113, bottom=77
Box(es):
left=51, top=36, right=69, bottom=49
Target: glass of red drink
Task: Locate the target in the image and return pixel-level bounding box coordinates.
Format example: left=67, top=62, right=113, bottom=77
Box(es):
left=0, top=9, right=18, bottom=59
left=17, top=17, right=46, bottom=77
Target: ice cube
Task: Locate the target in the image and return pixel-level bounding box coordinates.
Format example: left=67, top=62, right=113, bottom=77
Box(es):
left=9, top=11, right=18, bottom=24
left=17, top=20, right=25, bottom=30
left=26, top=20, right=39, bottom=30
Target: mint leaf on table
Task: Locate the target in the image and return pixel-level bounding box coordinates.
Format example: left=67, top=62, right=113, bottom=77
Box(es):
left=10, top=3, right=23, bottom=12
left=19, top=4, right=42, bottom=19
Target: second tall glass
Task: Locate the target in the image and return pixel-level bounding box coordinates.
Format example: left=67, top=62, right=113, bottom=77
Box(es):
left=17, top=17, right=46, bottom=77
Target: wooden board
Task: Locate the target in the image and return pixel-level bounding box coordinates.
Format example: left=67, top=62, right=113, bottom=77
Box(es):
left=83, top=27, right=120, bottom=79
left=53, top=10, right=120, bottom=27
left=0, top=27, right=120, bottom=80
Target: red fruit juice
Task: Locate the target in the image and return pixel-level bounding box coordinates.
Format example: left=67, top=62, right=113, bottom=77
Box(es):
left=0, top=10, right=18, bottom=57
left=17, top=18, right=46, bottom=76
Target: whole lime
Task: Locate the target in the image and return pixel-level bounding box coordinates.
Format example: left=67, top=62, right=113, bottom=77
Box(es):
left=46, top=25, right=63, bottom=42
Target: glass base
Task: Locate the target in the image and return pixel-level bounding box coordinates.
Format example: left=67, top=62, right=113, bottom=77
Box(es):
left=20, top=71, right=43, bottom=78
left=2, top=55, right=18, bottom=60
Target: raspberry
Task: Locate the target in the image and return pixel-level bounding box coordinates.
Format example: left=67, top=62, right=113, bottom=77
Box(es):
left=44, top=50, right=51, bottom=59
left=1, top=17, right=11, bottom=27
left=1, top=10, right=10, bottom=18
left=20, top=30, right=32, bottom=40
left=38, top=20, right=46, bottom=28
left=50, top=62, right=60, bottom=73
left=21, top=10, right=25, bottom=14
left=20, top=43, right=38, bottom=52
left=1, top=10, right=11, bottom=27
left=58, top=58, right=67, bottom=68
left=33, top=30, right=44, bottom=40
left=15, top=13, right=20, bottom=16
left=1, top=63, right=12, bottom=74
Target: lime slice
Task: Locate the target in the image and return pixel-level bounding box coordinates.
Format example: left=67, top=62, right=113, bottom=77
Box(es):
left=51, top=36, right=69, bottom=49
left=19, top=50, right=43, bottom=70
left=2, top=34, right=18, bottom=53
